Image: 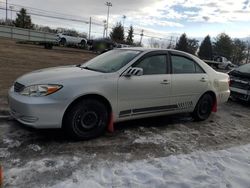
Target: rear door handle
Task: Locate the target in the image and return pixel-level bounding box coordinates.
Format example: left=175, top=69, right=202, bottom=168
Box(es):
left=200, top=77, right=208, bottom=82
left=160, top=80, right=170, bottom=85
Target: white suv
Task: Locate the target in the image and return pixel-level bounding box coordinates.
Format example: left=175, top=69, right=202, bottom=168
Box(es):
left=57, top=33, right=87, bottom=47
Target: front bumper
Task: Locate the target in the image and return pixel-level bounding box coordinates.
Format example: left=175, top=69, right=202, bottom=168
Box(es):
left=8, top=87, right=66, bottom=129
left=230, top=87, right=250, bottom=101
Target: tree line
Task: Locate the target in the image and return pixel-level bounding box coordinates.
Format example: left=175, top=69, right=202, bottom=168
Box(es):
left=1, top=8, right=249, bottom=64
left=175, top=33, right=249, bottom=65
left=0, top=8, right=87, bottom=37
left=1, top=8, right=136, bottom=45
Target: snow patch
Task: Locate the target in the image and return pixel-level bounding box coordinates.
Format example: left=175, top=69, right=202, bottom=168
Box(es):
left=0, top=148, right=10, bottom=158
left=5, top=156, right=81, bottom=186
left=3, top=138, right=21, bottom=148
left=28, top=144, right=42, bottom=152
left=133, top=134, right=167, bottom=144
left=49, top=144, right=250, bottom=188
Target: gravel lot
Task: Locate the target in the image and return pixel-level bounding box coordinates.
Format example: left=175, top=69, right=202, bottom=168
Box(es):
left=0, top=37, right=250, bottom=188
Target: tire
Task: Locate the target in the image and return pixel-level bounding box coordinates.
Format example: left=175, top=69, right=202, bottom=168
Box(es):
left=80, top=40, right=86, bottom=48
left=63, top=99, right=108, bottom=140
left=60, top=38, right=66, bottom=46
left=192, top=94, right=213, bottom=121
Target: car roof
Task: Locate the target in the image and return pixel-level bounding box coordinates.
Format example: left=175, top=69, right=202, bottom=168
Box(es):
left=119, top=47, right=193, bottom=56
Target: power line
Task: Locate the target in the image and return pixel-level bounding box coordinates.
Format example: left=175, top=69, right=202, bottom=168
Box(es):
left=0, top=6, right=103, bottom=26
left=0, top=2, right=89, bottom=20
left=0, top=4, right=178, bottom=41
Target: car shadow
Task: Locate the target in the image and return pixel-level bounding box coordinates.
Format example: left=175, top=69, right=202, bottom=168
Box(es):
left=115, top=113, right=193, bottom=130
left=6, top=113, right=194, bottom=143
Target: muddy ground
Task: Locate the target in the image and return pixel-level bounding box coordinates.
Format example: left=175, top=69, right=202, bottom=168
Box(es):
left=0, top=100, right=250, bottom=187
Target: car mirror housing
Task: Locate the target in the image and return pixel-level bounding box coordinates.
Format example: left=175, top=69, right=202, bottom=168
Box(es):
left=123, top=67, right=143, bottom=77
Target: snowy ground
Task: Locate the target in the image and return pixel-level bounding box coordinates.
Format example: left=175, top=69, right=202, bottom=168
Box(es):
left=0, top=100, right=250, bottom=188
left=50, top=144, right=250, bottom=188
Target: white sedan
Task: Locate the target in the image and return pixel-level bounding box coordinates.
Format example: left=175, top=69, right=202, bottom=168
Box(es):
left=8, top=48, right=230, bottom=140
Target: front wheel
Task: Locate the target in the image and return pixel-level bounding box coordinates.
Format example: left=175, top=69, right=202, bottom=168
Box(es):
left=63, top=99, right=108, bottom=140
left=192, top=94, right=213, bottom=121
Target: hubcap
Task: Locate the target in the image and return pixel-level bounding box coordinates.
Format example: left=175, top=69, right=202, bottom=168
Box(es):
left=76, top=111, right=99, bottom=130
left=200, top=100, right=209, bottom=115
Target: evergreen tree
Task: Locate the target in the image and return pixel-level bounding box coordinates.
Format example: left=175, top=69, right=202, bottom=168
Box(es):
left=232, top=39, right=246, bottom=65
left=109, top=22, right=125, bottom=43
left=213, top=33, right=233, bottom=60
left=175, top=33, right=199, bottom=55
left=198, top=35, right=213, bottom=60
left=126, top=25, right=134, bottom=45
left=175, top=33, right=188, bottom=52
left=187, top=39, right=199, bottom=55
left=14, top=8, right=33, bottom=29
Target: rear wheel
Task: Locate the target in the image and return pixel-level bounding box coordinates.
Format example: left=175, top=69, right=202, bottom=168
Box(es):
left=60, top=38, right=66, bottom=46
left=80, top=40, right=86, bottom=48
left=192, top=94, right=213, bottom=121
left=63, top=99, right=108, bottom=140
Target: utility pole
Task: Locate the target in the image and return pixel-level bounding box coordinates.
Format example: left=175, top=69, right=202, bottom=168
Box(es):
left=168, top=36, right=173, bottom=49
left=103, top=20, right=107, bottom=38
left=5, top=0, right=8, bottom=22
left=88, top=17, right=92, bottom=40
left=140, top=30, right=144, bottom=46
left=105, top=2, right=112, bottom=38
left=9, top=5, right=14, bottom=21
left=122, top=15, right=126, bottom=27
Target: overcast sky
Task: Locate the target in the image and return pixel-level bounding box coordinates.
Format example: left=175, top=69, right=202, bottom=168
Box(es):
left=0, top=0, right=250, bottom=42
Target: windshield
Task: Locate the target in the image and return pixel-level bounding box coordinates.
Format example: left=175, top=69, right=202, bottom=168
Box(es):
left=81, top=49, right=141, bottom=73
left=236, top=63, right=250, bottom=74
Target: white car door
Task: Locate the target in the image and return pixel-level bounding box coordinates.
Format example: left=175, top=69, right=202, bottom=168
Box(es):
left=170, top=53, right=209, bottom=111
left=118, top=52, right=172, bottom=119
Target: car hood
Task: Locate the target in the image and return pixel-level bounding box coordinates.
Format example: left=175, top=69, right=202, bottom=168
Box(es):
left=16, top=65, right=103, bottom=85
left=229, top=69, right=250, bottom=79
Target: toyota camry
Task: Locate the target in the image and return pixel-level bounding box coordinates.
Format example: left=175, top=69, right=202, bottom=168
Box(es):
left=8, top=48, right=230, bottom=140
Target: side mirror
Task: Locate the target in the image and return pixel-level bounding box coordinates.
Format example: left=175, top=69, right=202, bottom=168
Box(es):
left=124, top=67, right=143, bottom=77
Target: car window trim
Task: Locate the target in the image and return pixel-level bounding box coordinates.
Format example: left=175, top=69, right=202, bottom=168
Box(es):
left=169, top=53, right=206, bottom=74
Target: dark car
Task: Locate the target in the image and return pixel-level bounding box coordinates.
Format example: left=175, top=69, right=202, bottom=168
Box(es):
left=228, top=63, right=250, bottom=101
left=88, top=38, right=116, bottom=53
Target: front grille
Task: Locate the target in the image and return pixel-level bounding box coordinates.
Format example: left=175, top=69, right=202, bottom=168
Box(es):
left=231, top=91, right=250, bottom=101
left=231, top=80, right=250, bottom=90
left=14, top=82, right=25, bottom=92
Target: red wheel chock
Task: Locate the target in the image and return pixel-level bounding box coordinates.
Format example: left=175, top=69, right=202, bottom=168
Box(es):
left=107, top=113, right=114, bottom=133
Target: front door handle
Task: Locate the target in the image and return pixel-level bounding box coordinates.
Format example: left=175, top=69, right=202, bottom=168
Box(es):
left=160, top=80, right=170, bottom=85
left=200, top=77, right=208, bottom=82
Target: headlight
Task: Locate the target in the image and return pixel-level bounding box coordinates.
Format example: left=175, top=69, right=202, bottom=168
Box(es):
left=19, top=84, right=62, bottom=97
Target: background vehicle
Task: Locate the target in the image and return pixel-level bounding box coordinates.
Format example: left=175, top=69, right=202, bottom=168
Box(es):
left=0, top=25, right=57, bottom=49
left=57, top=33, right=87, bottom=47
left=228, top=63, right=250, bottom=101
left=204, top=56, right=237, bottom=70
left=88, top=38, right=116, bottom=53
left=8, top=49, right=230, bottom=140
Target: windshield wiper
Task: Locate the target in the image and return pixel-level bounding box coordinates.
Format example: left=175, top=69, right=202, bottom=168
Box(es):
left=82, top=66, right=104, bottom=72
